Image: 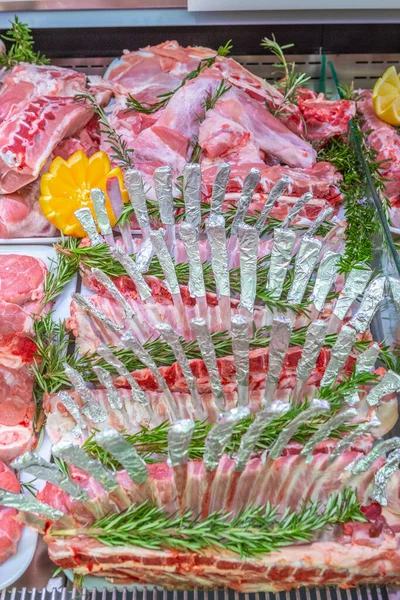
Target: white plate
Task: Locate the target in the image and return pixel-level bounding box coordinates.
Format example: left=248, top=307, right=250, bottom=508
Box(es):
left=0, top=237, right=61, bottom=246
left=0, top=245, right=77, bottom=589
left=0, top=433, right=53, bottom=590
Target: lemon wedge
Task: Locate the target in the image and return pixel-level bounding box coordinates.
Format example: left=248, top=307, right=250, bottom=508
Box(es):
left=372, top=66, right=400, bottom=125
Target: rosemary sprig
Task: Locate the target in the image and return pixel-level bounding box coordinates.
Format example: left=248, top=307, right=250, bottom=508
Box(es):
left=318, top=135, right=387, bottom=272
left=83, top=370, right=377, bottom=467
left=74, top=91, right=133, bottom=169
left=20, top=479, right=38, bottom=497
left=31, top=313, right=92, bottom=424
left=51, top=488, right=366, bottom=557
left=260, top=35, right=310, bottom=117
left=126, top=40, right=232, bottom=115
left=42, top=237, right=80, bottom=306
left=115, top=204, right=135, bottom=227
left=0, top=17, right=49, bottom=69
left=204, top=80, right=231, bottom=111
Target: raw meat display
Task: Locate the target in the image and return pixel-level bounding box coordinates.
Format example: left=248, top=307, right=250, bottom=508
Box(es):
left=0, top=253, right=48, bottom=462
left=0, top=23, right=400, bottom=595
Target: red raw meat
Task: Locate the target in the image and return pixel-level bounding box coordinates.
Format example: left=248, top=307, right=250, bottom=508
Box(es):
left=0, top=461, right=22, bottom=564
left=296, top=88, right=355, bottom=142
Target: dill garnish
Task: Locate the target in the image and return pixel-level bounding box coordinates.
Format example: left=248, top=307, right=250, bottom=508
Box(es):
left=51, top=488, right=366, bottom=556
left=126, top=40, right=232, bottom=115
left=74, top=91, right=133, bottom=169
left=0, top=17, right=49, bottom=69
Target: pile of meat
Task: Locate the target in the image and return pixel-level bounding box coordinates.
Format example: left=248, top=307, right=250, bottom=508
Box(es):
left=357, top=91, right=400, bottom=229
left=0, top=254, right=48, bottom=462
left=34, top=439, right=400, bottom=590
left=0, top=41, right=354, bottom=238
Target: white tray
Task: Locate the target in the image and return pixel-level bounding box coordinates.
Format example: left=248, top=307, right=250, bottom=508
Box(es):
left=0, top=245, right=77, bottom=589
left=0, top=237, right=60, bottom=246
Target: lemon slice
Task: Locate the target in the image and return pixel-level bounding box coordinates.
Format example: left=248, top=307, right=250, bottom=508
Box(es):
left=372, top=66, right=400, bottom=125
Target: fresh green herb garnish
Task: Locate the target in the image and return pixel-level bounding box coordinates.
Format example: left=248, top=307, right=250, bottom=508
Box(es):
left=74, top=91, right=133, bottom=169
left=0, top=17, right=49, bottom=69
left=260, top=35, right=310, bottom=117
left=126, top=41, right=232, bottom=115
left=51, top=488, right=366, bottom=557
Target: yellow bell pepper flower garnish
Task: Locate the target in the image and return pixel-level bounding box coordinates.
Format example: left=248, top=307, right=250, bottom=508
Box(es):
left=40, top=150, right=129, bottom=237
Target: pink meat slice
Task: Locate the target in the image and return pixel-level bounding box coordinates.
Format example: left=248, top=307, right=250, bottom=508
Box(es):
left=0, top=254, right=46, bottom=305
left=0, top=461, right=22, bottom=564
left=0, top=181, right=57, bottom=239
left=0, top=364, right=35, bottom=427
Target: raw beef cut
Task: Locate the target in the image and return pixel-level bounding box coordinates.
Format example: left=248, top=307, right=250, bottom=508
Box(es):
left=0, top=254, right=46, bottom=305
left=0, top=461, right=22, bottom=564
left=0, top=181, right=57, bottom=239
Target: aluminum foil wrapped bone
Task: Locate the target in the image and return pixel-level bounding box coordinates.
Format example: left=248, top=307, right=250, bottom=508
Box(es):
left=300, top=408, right=358, bottom=462
left=267, top=315, right=292, bottom=385
left=52, top=441, right=118, bottom=492
left=204, top=407, right=250, bottom=471
left=91, top=268, right=136, bottom=321
left=121, top=330, right=177, bottom=419
left=73, top=292, right=123, bottom=334
left=356, top=342, right=380, bottom=374
left=191, top=317, right=224, bottom=410
left=329, top=413, right=381, bottom=463
left=346, top=436, right=400, bottom=475
left=349, top=276, right=387, bottom=333
left=282, top=192, right=313, bottom=228
left=57, top=391, right=87, bottom=438
left=370, top=448, right=400, bottom=506
left=97, top=344, right=150, bottom=408
left=167, top=419, right=195, bottom=467
left=266, top=228, right=296, bottom=299
left=333, top=265, right=371, bottom=320
left=235, top=401, right=290, bottom=471
left=366, top=370, right=400, bottom=406
left=255, top=176, right=290, bottom=234
left=287, top=236, right=322, bottom=304
left=91, top=188, right=112, bottom=236
left=231, top=315, right=250, bottom=390
left=210, top=162, right=230, bottom=217
left=12, top=453, right=88, bottom=501
left=153, top=166, right=174, bottom=225
left=296, top=320, right=328, bottom=383
left=183, top=164, right=201, bottom=230
left=95, top=429, right=149, bottom=485
left=179, top=221, right=206, bottom=298
left=230, top=168, right=261, bottom=236
left=74, top=208, right=102, bottom=245
left=238, top=224, right=259, bottom=313
left=310, top=251, right=340, bottom=312
left=135, top=238, right=155, bottom=273
left=320, top=325, right=357, bottom=387
left=156, top=323, right=202, bottom=412
left=110, top=246, right=152, bottom=301
left=205, top=215, right=230, bottom=297
left=92, top=365, right=123, bottom=410
left=306, top=205, right=334, bottom=238
left=150, top=229, right=180, bottom=295
left=268, top=399, right=330, bottom=460
left=125, top=169, right=150, bottom=228
left=0, top=490, right=64, bottom=520
left=63, top=363, right=107, bottom=423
